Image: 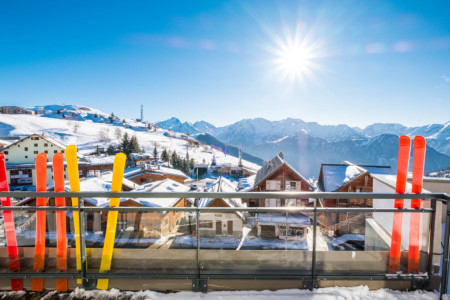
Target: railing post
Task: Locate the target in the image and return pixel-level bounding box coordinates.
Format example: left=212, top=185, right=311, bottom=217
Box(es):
left=440, top=201, right=450, bottom=298
left=193, top=199, right=206, bottom=292
left=310, top=197, right=318, bottom=290
left=78, top=197, right=89, bottom=288
left=426, top=199, right=436, bottom=290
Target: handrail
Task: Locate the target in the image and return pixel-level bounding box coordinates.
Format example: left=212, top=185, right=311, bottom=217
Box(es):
left=0, top=191, right=447, bottom=200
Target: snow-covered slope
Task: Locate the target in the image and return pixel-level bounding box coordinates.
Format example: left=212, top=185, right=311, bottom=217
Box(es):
left=0, top=110, right=260, bottom=172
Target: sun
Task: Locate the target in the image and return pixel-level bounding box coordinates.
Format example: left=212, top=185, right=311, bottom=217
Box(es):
left=265, top=24, right=324, bottom=84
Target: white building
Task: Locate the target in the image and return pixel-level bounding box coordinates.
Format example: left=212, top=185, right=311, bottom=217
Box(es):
left=0, top=133, right=81, bottom=186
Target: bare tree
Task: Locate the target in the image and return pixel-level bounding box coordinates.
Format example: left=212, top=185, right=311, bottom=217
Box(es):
left=115, top=127, right=123, bottom=141
left=98, top=127, right=111, bottom=144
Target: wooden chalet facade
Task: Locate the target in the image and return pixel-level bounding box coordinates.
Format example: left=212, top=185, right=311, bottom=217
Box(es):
left=125, top=165, right=188, bottom=185
left=242, top=153, right=313, bottom=207
left=317, top=162, right=392, bottom=235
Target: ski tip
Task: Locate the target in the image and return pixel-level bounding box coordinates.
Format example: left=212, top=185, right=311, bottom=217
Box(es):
left=36, top=152, right=48, bottom=163
left=413, top=136, right=426, bottom=148
left=0, top=153, right=4, bottom=160
left=399, top=135, right=411, bottom=146
left=53, top=152, right=64, bottom=163
left=115, top=152, right=126, bottom=161
left=66, top=144, right=77, bottom=155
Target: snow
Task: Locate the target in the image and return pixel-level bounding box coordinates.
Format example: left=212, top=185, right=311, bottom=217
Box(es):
left=4, top=286, right=438, bottom=299
left=343, top=166, right=361, bottom=184
left=256, top=214, right=311, bottom=227
left=0, top=108, right=260, bottom=173
left=131, top=178, right=190, bottom=207
left=83, top=155, right=115, bottom=165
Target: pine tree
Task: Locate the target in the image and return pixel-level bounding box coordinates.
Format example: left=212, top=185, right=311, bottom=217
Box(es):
left=161, top=148, right=169, bottom=162
left=129, top=135, right=141, bottom=153
left=107, top=145, right=116, bottom=155
left=121, top=132, right=130, bottom=154
left=171, top=151, right=178, bottom=168
left=190, top=158, right=195, bottom=170
left=96, top=145, right=100, bottom=155
left=152, top=146, right=158, bottom=162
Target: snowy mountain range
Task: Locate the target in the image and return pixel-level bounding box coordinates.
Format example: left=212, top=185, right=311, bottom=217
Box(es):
left=0, top=105, right=261, bottom=172
left=158, top=117, right=450, bottom=178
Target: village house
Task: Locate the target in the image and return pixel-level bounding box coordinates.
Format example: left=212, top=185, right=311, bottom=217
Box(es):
left=242, top=152, right=314, bottom=207
left=111, top=179, right=192, bottom=239
left=0, top=133, right=80, bottom=186
left=124, top=164, right=189, bottom=185
left=317, top=162, right=392, bottom=235
left=130, top=153, right=153, bottom=166
left=78, top=155, right=115, bottom=177
left=0, top=106, right=33, bottom=115
left=197, top=177, right=245, bottom=238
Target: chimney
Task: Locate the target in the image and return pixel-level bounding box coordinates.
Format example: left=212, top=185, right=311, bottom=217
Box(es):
left=278, top=152, right=284, bottom=159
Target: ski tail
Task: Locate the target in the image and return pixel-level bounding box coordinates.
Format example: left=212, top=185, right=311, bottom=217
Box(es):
left=408, top=136, right=426, bottom=273
left=65, top=145, right=84, bottom=284
left=388, top=135, right=411, bottom=273
left=31, top=153, right=48, bottom=291
left=53, top=153, right=68, bottom=291
left=97, top=153, right=126, bottom=290
left=0, top=153, right=23, bottom=291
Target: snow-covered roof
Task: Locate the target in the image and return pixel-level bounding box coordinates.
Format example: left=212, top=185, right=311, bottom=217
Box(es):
left=238, top=175, right=256, bottom=191
left=319, top=163, right=392, bottom=192
left=157, top=166, right=189, bottom=178
left=331, top=234, right=365, bottom=247
left=124, top=165, right=188, bottom=180
left=198, top=177, right=244, bottom=219
left=256, top=214, right=311, bottom=227
left=130, top=178, right=190, bottom=207
left=83, top=155, right=115, bottom=165
left=131, top=153, right=152, bottom=160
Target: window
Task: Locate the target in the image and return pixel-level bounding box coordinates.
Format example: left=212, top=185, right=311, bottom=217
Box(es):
left=199, top=220, right=213, bottom=228
left=25, top=156, right=28, bottom=159
left=5, top=159, right=8, bottom=161
left=34, top=151, right=38, bottom=154
left=31, top=137, right=39, bottom=140
left=44, top=143, right=48, bottom=147
left=3, top=151, right=7, bottom=155
left=25, top=147, right=28, bottom=151
left=34, top=143, right=38, bottom=147
left=61, top=150, right=64, bottom=153
left=44, top=150, right=48, bottom=154
left=54, top=150, right=57, bottom=153
left=266, top=180, right=281, bottom=191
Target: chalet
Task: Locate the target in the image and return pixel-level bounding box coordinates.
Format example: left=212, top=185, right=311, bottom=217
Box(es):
left=198, top=177, right=245, bottom=238
left=124, top=164, right=189, bottom=185
left=112, top=179, right=192, bottom=238
left=130, top=153, right=153, bottom=166
left=0, top=106, right=33, bottom=114
left=317, top=162, right=392, bottom=235
left=78, top=155, right=115, bottom=177
left=0, top=133, right=80, bottom=186
left=242, top=152, right=313, bottom=207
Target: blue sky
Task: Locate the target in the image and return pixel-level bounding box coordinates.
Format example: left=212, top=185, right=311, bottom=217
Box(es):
left=0, top=0, right=449, bottom=128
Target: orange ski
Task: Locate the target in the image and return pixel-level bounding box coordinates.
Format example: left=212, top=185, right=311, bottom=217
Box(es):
left=31, top=153, right=48, bottom=291
left=0, top=153, right=23, bottom=291
left=388, top=135, right=411, bottom=273
left=408, top=136, right=426, bottom=273
left=53, top=153, right=68, bottom=291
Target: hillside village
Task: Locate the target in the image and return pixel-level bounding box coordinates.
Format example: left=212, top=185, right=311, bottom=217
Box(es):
left=1, top=105, right=449, bottom=252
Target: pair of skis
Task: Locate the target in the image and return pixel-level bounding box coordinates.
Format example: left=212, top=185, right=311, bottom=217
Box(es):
left=66, top=145, right=126, bottom=290
left=32, top=153, right=68, bottom=291
left=0, top=153, right=22, bottom=291
left=388, top=135, right=426, bottom=273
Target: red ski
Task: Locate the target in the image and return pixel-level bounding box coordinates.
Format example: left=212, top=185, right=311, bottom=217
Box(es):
left=388, top=135, right=411, bottom=273
left=0, top=153, right=23, bottom=291
left=408, top=136, right=426, bottom=273
left=31, top=153, right=48, bottom=291
left=53, top=153, right=68, bottom=291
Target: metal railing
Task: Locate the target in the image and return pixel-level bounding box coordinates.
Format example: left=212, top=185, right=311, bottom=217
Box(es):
left=0, top=191, right=449, bottom=296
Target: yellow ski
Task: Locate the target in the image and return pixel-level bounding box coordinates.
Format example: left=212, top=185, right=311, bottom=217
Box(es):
left=97, top=153, right=126, bottom=290
left=65, top=145, right=84, bottom=284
